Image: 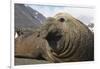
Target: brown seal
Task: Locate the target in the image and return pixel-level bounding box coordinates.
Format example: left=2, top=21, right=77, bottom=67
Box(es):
left=15, top=12, right=94, bottom=63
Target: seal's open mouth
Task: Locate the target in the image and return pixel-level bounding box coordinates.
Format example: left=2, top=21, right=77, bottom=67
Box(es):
left=45, top=30, right=62, bottom=51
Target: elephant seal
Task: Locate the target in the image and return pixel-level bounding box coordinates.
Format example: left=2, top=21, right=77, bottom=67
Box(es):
left=15, top=12, right=94, bottom=63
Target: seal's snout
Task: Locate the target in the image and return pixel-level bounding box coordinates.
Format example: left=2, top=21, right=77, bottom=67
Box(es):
left=44, top=17, right=66, bottom=46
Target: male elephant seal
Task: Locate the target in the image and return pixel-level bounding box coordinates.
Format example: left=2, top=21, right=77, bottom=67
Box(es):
left=15, top=12, right=94, bottom=63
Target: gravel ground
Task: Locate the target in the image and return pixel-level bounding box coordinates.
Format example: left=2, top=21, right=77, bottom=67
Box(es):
left=15, top=58, right=50, bottom=65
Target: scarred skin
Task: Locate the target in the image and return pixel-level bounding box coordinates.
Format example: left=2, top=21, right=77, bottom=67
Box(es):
left=15, top=12, right=94, bottom=63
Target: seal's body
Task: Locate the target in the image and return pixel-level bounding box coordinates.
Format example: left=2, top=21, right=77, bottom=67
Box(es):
left=15, top=12, right=94, bottom=62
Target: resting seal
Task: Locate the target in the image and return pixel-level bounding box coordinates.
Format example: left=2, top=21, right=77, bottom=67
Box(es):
left=15, top=12, right=94, bottom=63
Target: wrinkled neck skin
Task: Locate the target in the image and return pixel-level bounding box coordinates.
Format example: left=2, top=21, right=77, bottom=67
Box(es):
left=37, top=20, right=69, bottom=55
left=40, top=26, right=69, bottom=55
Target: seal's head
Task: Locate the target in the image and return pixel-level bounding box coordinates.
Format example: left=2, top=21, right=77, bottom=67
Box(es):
left=41, top=13, right=79, bottom=51
left=40, top=12, right=93, bottom=61
left=40, top=16, right=69, bottom=51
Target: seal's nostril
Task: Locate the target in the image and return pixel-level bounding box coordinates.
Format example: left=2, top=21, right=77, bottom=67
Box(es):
left=59, top=18, right=65, bottom=22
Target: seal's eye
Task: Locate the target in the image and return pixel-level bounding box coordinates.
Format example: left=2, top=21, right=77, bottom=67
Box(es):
left=58, top=18, right=65, bottom=22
